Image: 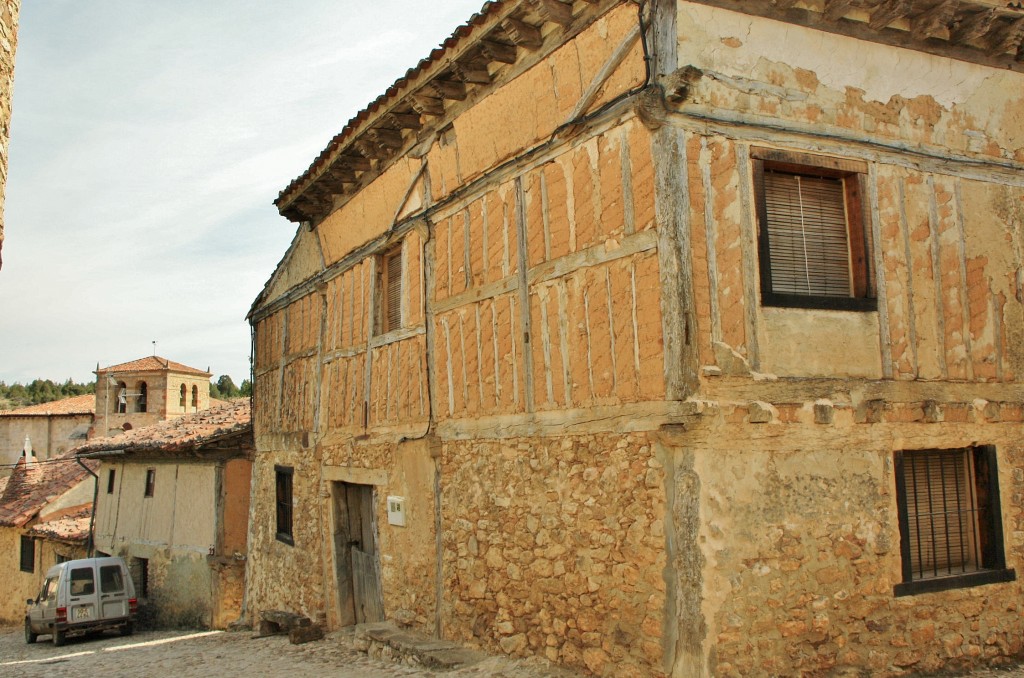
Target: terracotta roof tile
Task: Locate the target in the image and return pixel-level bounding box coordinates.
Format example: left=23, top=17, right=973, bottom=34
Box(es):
left=76, top=399, right=251, bottom=457
left=0, top=452, right=96, bottom=528
left=30, top=505, right=92, bottom=543
left=0, top=393, right=96, bottom=417
left=96, top=355, right=211, bottom=377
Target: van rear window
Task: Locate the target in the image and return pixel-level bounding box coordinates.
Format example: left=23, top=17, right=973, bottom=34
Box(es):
left=70, top=568, right=95, bottom=596
left=100, top=565, right=124, bottom=593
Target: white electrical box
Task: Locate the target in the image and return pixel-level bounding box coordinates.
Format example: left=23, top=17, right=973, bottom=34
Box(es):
left=387, top=496, right=407, bottom=527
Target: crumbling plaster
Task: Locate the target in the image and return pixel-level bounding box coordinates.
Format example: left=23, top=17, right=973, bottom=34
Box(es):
left=676, top=3, right=1024, bottom=161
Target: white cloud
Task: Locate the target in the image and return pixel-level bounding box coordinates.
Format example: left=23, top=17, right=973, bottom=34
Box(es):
left=1, top=0, right=484, bottom=384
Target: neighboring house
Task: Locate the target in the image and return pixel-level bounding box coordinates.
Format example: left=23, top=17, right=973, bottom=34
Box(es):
left=0, top=451, right=95, bottom=624
left=76, top=400, right=253, bottom=629
left=92, top=356, right=214, bottom=437
left=246, top=1, right=1024, bottom=676
left=0, top=394, right=94, bottom=473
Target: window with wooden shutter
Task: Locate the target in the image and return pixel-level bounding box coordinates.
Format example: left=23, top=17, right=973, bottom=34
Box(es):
left=752, top=148, right=875, bottom=311
left=377, top=245, right=403, bottom=334
left=894, top=446, right=1015, bottom=596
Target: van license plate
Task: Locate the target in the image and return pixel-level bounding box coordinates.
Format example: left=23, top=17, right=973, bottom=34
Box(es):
left=73, top=606, right=92, bottom=621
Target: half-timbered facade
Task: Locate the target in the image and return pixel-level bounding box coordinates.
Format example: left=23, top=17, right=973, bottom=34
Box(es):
left=248, top=1, right=1024, bottom=675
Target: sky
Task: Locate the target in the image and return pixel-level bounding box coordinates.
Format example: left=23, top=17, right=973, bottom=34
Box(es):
left=0, top=0, right=484, bottom=387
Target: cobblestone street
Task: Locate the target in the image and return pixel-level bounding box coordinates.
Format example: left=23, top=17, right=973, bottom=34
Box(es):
left=6, top=624, right=1024, bottom=677
left=0, top=625, right=577, bottom=678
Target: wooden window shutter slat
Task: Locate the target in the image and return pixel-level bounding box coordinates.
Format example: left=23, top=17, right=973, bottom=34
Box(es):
left=386, top=250, right=402, bottom=332
left=763, top=171, right=853, bottom=298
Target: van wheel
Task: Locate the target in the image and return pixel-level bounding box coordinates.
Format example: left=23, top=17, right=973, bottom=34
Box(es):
left=24, top=619, right=37, bottom=644
left=52, top=629, right=66, bottom=647
left=119, top=622, right=134, bottom=636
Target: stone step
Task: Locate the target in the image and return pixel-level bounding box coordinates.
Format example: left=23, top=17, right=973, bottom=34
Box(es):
left=354, top=622, right=486, bottom=671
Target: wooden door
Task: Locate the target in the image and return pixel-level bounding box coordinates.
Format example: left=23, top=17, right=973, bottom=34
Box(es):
left=333, top=482, right=383, bottom=625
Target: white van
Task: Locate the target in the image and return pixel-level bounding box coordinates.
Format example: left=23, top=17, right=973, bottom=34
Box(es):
left=25, top=556, right=137, bottom=646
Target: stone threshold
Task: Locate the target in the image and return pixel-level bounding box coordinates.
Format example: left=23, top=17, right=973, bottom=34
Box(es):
left=353, top=622, right=487, bottom=671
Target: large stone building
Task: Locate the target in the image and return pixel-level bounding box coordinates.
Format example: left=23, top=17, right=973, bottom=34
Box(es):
left=0, top=394, right=94, bottom=472
left=92, top=356, right=213, bottom=437
left=246, top=1, right=1024, bottom=676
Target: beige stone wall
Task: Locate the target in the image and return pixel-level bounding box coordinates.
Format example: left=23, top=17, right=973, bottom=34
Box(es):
left=93, top=372, right=211, bottom=436
left=0, top=414, right=92, bottom=471
left=0, top=527, right=39, bottom=624
left=673, top=406, right=1024, bottom=676
left=0, top=528, right=83, bottom=624
left=94, top=459, right=236, bottom=628
left=0, top=0, right=18, bottom=265
left=440, top=433, right=666, bottom=677
left=95, top=461, right=217, bottom=552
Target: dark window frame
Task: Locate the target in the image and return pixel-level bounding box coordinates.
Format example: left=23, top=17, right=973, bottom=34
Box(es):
left=375, top=244, right=403, bottom=335
left=144, top=468, right=156, bottom=498
left=19, top=535, right=35, bottom=573
left=894, top=445, right=1015, bottom=596
left=106, top=468, right=116, bottom=494
left=115, top=381, right=128, bottom=414
left=275, top=465, right=294, bottom=546
left=136, top=381, right=148, bottom=413
left=752, top=148, right=876, bottom=312
left=179, top=383, right=187, bottom=408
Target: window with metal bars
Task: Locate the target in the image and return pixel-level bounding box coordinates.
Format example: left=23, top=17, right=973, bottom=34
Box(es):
left=752, top=148, right=875, bottom=311
left=376, top=245, right=403, bottom=334
left=894, top=446, right=1015, bottom=596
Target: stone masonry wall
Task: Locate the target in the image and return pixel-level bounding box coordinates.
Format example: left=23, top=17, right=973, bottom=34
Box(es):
left=680, top=403, right=1024, bottom=677
left=440, top=433, right=667, bottom=678
left=0, top=0, right=18, bottom=267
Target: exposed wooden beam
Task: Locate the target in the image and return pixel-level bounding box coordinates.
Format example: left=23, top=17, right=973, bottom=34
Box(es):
left=431, top=79, right=468, bottom=101
left=339, top=154, right=372, bottom=172
left=481, top=39, right=518, bottom=64
left=869, top=0, right=914, bottom=30
left=387, top=112, right=422, bottom=130
left=365, top=127, right=405, bottom=149
left=353, top=138, right=391, bottom=159
left=823, top=0, right=856, bottom=23
left=451, top=61, right=492, bottom=84
left=324, top=166, right=356, bottom=184
left=410, top=93, right=445, bottom=116
left=531, top=0, right=574, bottom=27
left=501, top=17, right=544, bottom=48
left=910, top=0, right=958, bottom=41
left=950, top=7, right=997, bottom=44
left=988, top=16, right=1024, bottom=54
left=772, top=0, right=800, bottom=9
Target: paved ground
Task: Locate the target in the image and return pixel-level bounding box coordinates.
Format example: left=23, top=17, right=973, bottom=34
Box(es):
left=4, top=624, right=1024, bottom=677
left=0, top=625, right=575, bottom=678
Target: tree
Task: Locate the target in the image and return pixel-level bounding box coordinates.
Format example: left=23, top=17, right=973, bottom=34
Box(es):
left=216, top=375, right=240, bottom=398
left=239, top=379, right=253, bottom=397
